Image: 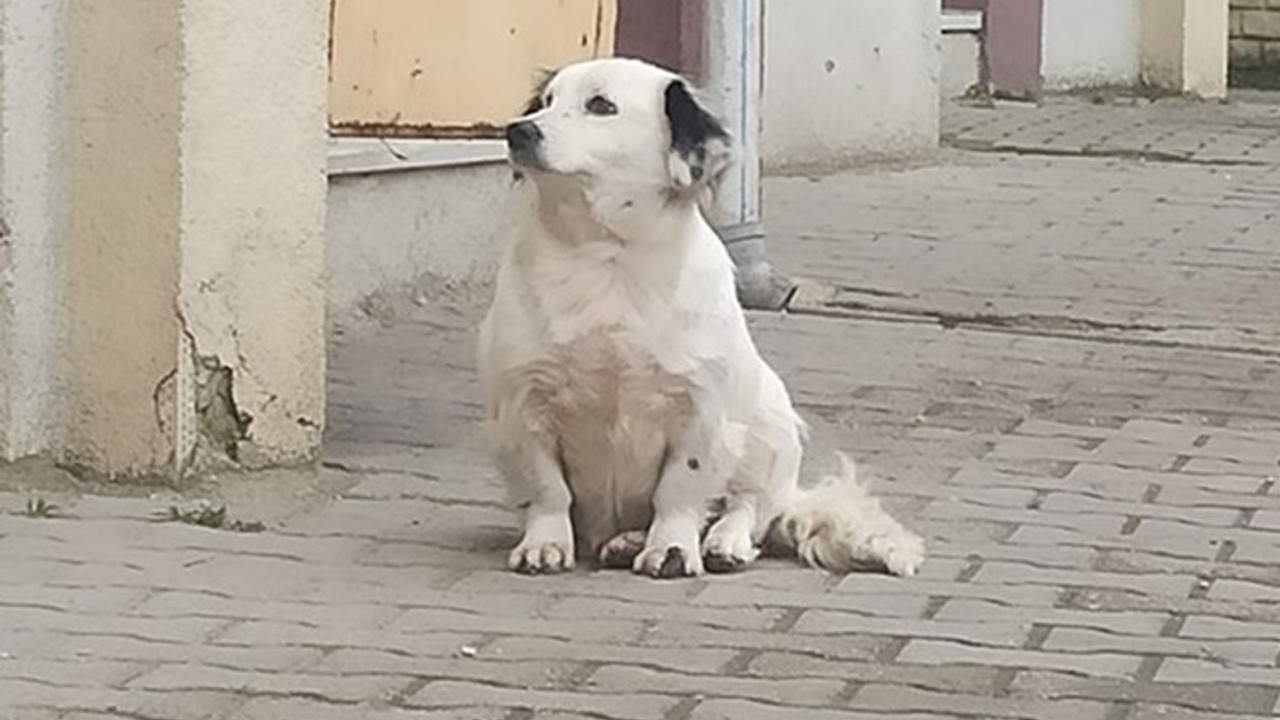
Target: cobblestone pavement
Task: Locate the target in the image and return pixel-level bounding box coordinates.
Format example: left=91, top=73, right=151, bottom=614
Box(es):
left=3, top=94, right=1280, bottom=719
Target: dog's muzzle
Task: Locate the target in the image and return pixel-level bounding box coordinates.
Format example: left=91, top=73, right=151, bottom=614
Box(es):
left=505, top=120, right=544, bottom=168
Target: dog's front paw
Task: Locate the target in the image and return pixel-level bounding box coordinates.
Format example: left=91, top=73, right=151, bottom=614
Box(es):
left=509, top=513, right=575, bottom=575
left=509, top=540, right=575, bottom=574
left=633, top=544, right=703, bottom=579
left=702, top=523, right=760, bottom=574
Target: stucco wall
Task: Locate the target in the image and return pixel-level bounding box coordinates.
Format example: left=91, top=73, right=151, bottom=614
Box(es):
left=55, top=0, right=328, bottom=478
left=178, top=0, right=329, bottom=468
left=1042, top=0, right=1141, bottom=89
left=63, top=0, right=183, bottom=475
left=327, top=152, right=512, bottom=315
left=1141, top=0, right=1228, bottom=98
left=0, top=0, right=65, bottom=461
left=761, top=0, right=940, bottom=173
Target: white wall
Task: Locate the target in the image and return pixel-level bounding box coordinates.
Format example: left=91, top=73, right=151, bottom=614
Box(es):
left=1042, top=0, right=1141, bottom=89
left=761, top=0, right=940, bottom=173
left=326, top=145, right=512, bottom=316
left=0, top=0, right=65, bottom=460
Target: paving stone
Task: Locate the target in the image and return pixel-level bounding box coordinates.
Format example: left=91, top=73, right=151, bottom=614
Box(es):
left=127, top=664, right=409, bottom=703
left=1128, top=707, right=1279, bottom=720
left=749, top=652, right=1002, bottom=693
left=310, top=649, right=584, bottom=690
left=849, top=683, right=1113, bottom=720
left=832, top=575, right=1063, bottom=607
left=385, top=607, right=645, bottom=643
left=1181, top=613, right=1280, bottom=641
left=0, top=658, right=148, bottom=687
left=11, top=633, right=322, bottom=672
left=897, top=639, right=1144, bottom=679
left=689, top=698, right=952, bottom=720
left=130, top=590, right=401, bottom=629
left=1156, top=657, right=1280, bottom=686
left=928, top=541, right=1096, bottom=568
left=1037, top=493, right=1241, bottom=527
left=478, top=636, right=737, bottom=674
left=1207, top=578, right=1280, bottom=603
left=405, top=681, right=677, bottom=720
left=933, top=599, right=1168, bottom=635
left=637, top=622, right=888, bottom=661
left=0, top=680, right=244, bottom=719
left=213, top=621, right=485, bottom=658
left=691, top=587, right=934, bottom=620
left=969, top=562, right=1198, bottom=598
left=1042, top=627, right=1279, bottom=667
left=234, top=698, right=508, bottom=720
left=793, top=610, right=1031, bottom=646
left=541, top=595, right=786, bottom=630
left=585, top=664, right=844, bottom=706
left=1009, top=670, right=1280, bottom=715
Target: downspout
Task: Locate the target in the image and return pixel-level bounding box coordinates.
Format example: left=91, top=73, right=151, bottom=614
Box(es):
left=700, top=0, right=795, bottom=311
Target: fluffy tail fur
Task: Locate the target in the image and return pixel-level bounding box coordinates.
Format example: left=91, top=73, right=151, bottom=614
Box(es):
left=766, top=454, right=925, bottom=577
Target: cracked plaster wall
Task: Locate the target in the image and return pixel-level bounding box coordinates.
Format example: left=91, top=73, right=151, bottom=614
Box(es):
left=57, top=0, right=327, bottom=479
left=176, top=0, right=328, bottom=471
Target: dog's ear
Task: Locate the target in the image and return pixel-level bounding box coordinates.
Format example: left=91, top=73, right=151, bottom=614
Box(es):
left=520, top=69, right=555, bottom=116
left=664, top=79, right=732, bottom=192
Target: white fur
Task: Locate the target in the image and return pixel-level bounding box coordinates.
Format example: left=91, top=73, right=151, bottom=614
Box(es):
left=477, top=58, right=924, bottom=578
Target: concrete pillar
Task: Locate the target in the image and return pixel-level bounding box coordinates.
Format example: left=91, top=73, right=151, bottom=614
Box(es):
left=0, top=0, right=66, bottom=461
left=700, top=0, right=795, bottom=311
left=59, top=0, right=328, bottom=480
left=1140, top=0, right=1229, bottom=98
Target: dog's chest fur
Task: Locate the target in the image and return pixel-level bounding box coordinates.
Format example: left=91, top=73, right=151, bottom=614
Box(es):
left=526, top=247, right=702, bottom=550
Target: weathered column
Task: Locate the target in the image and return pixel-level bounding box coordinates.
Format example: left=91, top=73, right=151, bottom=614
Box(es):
left=1141, top=0, right=1229, bottom=98
left=60, top=0, right=328, bottom=480
left=700, top=0, right=796, bottom=310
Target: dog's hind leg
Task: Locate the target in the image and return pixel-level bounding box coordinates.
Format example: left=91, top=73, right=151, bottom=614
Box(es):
left=598, top=530, right=646, bottom=569
left=703, top=415, right=801, bottom=573
left=702, top=499, right=760, bottom=573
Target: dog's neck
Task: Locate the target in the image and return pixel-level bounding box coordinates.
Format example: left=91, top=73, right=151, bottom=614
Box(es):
left=529, top=177, right=699, bottom=251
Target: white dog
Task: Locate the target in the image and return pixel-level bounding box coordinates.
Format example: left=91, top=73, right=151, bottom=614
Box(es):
left=477, top=58, right=924, bottom=579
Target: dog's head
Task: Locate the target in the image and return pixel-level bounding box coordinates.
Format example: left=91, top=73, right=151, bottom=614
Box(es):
left=505, top=58, right=732, bottom=201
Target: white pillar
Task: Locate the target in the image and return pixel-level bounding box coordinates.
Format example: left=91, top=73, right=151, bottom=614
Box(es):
left=57, top=0, right=328, bottom=480
left=700, top=0, right=794, bottom=310
left=1140, top=0, right=1229, bottom=99
left=0, top=0, right=65, bottom=461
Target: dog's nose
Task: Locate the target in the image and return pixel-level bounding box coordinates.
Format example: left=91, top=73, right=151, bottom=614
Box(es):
left=505, top=121, right=543, bottom=151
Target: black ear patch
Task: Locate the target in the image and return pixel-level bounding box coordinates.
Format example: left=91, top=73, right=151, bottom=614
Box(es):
left=664, top=80, right=730, bottom=187
left=520, top=69, right=555, bottom=116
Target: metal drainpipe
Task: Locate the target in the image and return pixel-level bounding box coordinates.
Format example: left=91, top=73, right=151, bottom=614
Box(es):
left=700, top=0, right=795, bottom=311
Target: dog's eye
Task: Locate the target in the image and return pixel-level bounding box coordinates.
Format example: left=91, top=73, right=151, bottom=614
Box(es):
left=585, top=95, right=617, bottom=116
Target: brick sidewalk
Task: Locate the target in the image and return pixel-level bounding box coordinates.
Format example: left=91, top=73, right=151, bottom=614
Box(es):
left=3, top=96, right=1280, bottom=719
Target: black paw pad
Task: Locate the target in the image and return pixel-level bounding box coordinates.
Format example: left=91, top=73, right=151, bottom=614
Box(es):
left=703, top=552, right=746, bottom=574
left=600, top=543, right=641, bottom=569
left=514, top=559, right=542, bottom=575
left=656, top=546, right=690, bottom=579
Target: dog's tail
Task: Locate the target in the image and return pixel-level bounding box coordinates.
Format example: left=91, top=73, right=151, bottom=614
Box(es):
left=764, top=454, right=924, bottom=577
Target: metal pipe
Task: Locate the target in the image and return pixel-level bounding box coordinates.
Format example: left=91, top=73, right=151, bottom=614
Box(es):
left=700, top=0, right=795, bottom=310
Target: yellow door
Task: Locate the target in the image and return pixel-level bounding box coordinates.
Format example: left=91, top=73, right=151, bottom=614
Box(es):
left=329, top=0, right=617, bottom=136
